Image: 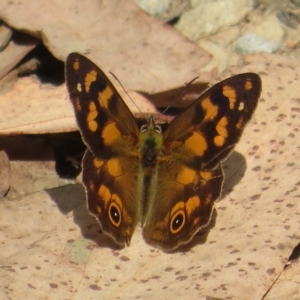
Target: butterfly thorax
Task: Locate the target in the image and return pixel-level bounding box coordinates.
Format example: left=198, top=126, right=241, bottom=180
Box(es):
left=139, top=117, right=163, bottom=174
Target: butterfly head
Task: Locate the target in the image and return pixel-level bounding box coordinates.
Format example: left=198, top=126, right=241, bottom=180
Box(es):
left=139, top=116, right=163, bottom=170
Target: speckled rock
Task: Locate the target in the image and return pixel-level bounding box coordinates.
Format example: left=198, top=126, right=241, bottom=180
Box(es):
left=133, top=0, right=190, bottom=21
left=175, top=0, right=254, bottom=41
left=236, top=14, right=284, bottom=54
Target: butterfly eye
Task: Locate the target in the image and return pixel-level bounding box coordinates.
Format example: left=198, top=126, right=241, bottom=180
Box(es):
left=154, top=125, right=162, bottom=134
left=140, top=124, right=148, bottom=133
left=108, top=202, right=121, bottom=227
left=170, top=210, right=186, bottom=234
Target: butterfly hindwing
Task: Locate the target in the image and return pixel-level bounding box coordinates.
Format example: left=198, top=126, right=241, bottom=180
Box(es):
left=142, top=160, right=223, bottom=251
left=82, top=150, right=140, bottom=246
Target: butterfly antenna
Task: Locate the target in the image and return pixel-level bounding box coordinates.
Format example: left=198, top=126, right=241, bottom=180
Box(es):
left=110, top=72, right=143, bottom=114
left=160, top=77, right=199, bottom=115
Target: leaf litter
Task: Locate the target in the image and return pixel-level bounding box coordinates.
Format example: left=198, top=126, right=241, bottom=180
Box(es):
left=0, top=1, right=299, bottom=299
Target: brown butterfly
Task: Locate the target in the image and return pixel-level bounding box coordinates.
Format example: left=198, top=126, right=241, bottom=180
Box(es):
left=65, top=53, right=261, bottom=251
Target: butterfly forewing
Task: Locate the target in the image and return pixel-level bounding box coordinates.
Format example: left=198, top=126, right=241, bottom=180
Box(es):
left=163, top=73, right=261, bottom=171
left=65, top=53, right=139, bottom=159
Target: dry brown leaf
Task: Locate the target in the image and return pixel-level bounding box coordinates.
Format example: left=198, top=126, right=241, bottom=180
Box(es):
left=0, top=34, right=37, bottom=81
left=0, top=77, right=157, bottom=134
left=0, top=135, right=70, bottom=200
left=0, top=150, right=10, bottom=196
left=264, top=259, right=300, bottom=300
left=0, top=78, right=73, bottom=134
left=0, top=22, right=12, bottom=51
left=0, top=82, right=174, bottom=136
left=0, top=0, right=216, bottom=135
left=0, top=0, right=214, bottom=94
left=0, top=53, right=299, bottom=299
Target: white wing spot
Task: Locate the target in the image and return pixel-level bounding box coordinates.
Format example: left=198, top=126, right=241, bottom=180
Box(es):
left=77, top=83, right=82, bottom=92
left=238, top=102, right=245, bottom=111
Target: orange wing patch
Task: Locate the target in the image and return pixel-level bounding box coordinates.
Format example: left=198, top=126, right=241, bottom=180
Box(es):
left=245, top=78, right=252, bottom=90
left=84, top=70, right=97, bottom=92
left=87, top=102, right=98, bottom=132
left=184, top=132, right=208, bottom=156
left=201, top=97, right=218, bottom=120
left=223, top=85, right=237, bottom=109
left=98, top=86, right=114, bottom=108
left=214, top=116, right=229, bottom=147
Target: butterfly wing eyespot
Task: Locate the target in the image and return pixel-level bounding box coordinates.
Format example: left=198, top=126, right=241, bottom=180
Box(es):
left=170, top=210, right=186, bottom=234
left=108, top=202, right=122, bottom=227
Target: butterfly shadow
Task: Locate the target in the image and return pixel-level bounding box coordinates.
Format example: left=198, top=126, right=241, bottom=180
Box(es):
left=46, top=184, right=124, bottom=251
left=174, top=209, right=218, bottom=253
left=47, top=150, right=248, bottom=252
left=47, top=183, right=218, bottom=253
left=170, top=150, right=248, bottom=253
left=219, top=150, right=248, bottom=200
left=141, top=81, right=209, bottom=111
